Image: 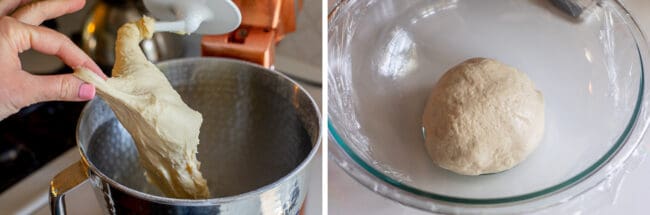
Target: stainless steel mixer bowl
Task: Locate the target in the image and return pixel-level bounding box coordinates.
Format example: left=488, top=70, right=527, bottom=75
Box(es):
left=49, top=57, right=321, bottom=214
left=82, top=0, right=185, bottom=70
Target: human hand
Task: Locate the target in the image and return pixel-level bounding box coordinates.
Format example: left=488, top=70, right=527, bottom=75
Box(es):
left=0, top=0, right=106, bottom=120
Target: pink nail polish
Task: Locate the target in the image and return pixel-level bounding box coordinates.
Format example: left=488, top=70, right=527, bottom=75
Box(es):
left=78, top=83, right=95, bottom=100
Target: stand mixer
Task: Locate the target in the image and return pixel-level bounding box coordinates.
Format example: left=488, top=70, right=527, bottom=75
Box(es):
left=61, top=1, right=314, bottom=214
left=82, top=0, right=300, bottom=71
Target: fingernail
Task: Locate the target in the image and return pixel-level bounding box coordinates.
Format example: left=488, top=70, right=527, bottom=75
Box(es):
left=78, top=83, right=95, bottom=100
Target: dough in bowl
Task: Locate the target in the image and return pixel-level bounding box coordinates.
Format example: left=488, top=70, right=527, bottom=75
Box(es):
left=422, top=58, right=545, bottom=176
left=74, top=17, right=209, bottom=198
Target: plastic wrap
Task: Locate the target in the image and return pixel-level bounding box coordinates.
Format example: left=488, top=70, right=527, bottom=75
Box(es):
left=535, top=2, right=650, bottom=213
left=328, top=0, right=650, bottom=214
left=534, top=144, right=648, bottom=214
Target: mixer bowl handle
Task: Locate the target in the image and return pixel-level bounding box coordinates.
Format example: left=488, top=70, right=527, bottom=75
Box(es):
left=49, top=161, right=89, bottom=215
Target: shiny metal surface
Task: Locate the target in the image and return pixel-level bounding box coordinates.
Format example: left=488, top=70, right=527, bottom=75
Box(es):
left=50, top=161, right=89, bottom=215
left=82, top=0, right=184, bottom=69
left=50, top=57, right=321, bottom=214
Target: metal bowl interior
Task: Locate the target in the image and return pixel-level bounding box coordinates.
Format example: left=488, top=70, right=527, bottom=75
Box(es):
left=76, top=57, right=321, bottom=203
left=328, top=0, right=650, bottom=213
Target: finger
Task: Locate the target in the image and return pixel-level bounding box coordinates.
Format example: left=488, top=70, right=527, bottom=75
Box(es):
left=11, top=0, right=85, bottom=25
left=0, top=0, right=30, bottom=16
left=9, top=20, right=107, bottom=79
left=24, top=73, right=95, bottom=104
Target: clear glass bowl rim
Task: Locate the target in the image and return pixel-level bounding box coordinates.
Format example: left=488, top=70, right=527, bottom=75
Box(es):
left=328, top=0, right=650, bottom=208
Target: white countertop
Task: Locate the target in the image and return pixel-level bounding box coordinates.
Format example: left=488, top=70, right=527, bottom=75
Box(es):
left=328, top=0, right=650, bottom=214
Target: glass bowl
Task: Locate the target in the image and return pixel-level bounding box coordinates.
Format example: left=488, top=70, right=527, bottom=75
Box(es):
left=328, top=0, right=650, bottom=213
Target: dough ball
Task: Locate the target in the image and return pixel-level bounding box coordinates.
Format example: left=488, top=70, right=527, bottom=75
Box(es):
left=422, top=58, right=544, bottom=175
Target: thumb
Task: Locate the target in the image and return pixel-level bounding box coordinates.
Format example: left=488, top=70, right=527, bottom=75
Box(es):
left=26, top=73, right=96, bottom=104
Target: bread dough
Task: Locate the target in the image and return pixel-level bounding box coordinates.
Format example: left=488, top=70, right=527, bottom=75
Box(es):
left=74, top=17, right=209, bottom=198
left=422, top=58, right=544, bottom=176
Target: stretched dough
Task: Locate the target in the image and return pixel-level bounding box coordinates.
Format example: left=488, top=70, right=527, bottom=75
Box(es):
left=422, top=58, right=544, bottom=176
left=74, top=17, right=209, bottom=198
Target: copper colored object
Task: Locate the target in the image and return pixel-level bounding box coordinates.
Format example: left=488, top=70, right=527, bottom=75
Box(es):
left=299, top=200, right=306, bottom=215
left=201, top=0, right=302, bottom=67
